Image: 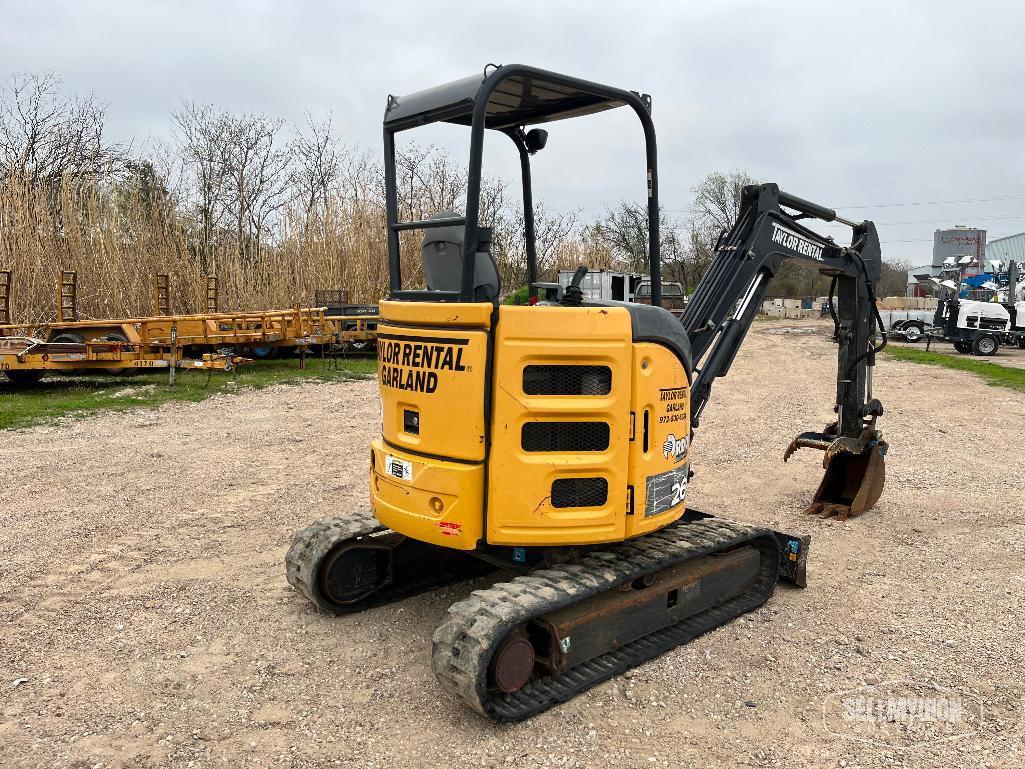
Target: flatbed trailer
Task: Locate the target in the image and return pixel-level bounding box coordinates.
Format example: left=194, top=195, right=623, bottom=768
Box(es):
left=324, top=312, right=379, bottom=352
left=0, top=270, right=380, bottom=358
left=0, top=306, right=336, bottom=353
left=0, top=336, right=247, bottom=385
left=317, top=294, right=380, bottom=353
left=0, top=270, right=340, bottom=354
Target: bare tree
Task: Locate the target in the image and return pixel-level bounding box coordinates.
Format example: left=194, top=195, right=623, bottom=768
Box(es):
left=594, top=202, right=647, bottom=271
left=173, top=104, right=293, bottom=265
left=220, top=112, right=292, bottom=260
left=592, top=201, right=684, bottom=277
left=292, top=113, right=341, bottom=224
left=339, top=146, right=379, bottom=209
left=0, top=72, right=122, bottom=188
left=140, top=136, right=189, bottom=218
left=172, top=103, right=229, bottom=273
left=532, top=203, right=578, bottom=278
left=690, top=169, right=757, bottom=236
left=679, top=223, right=717, bottom=293
left=491, top=200, right=578, bottom=288
left=683, top=169, right=759, bottom=290
left=393, top=143, right=470, bottom=221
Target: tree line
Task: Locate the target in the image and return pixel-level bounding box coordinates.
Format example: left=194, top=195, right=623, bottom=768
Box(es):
left=0, top=72, right=908, bottom=323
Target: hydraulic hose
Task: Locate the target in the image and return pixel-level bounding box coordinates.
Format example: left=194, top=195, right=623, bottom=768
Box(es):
left=849, top=249, right=887, bottom=367
left=827, top=275, right=839, bottom=340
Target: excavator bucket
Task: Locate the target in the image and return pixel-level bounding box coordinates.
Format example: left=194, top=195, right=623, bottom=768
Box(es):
left=784, top=429, right=887, bottom=521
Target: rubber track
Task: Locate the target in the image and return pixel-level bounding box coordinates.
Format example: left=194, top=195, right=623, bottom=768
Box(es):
left=286, top=512, right=487, bottom=615
left=431, top=517, right=780, bottom=721
left=286, top=512, right=384, bottom=613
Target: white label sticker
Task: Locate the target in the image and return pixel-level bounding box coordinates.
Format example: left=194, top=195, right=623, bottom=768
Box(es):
left=384, top=455, right=413, bottom=481
left=645, top=463, right=689, bottom=517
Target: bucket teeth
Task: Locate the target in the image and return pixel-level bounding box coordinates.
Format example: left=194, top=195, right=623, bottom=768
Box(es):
left=804, top=500, right=860, bottom=521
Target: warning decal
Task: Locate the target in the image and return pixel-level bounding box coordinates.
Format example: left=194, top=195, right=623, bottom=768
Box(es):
left=384, top=455, right=413, bottom=482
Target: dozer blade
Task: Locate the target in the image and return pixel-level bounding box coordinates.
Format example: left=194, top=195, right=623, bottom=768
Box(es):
left=784, top=428, right=887, bottom=521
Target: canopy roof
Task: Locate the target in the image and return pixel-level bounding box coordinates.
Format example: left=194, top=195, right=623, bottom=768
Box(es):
left=383, top=64, right=637, bottom=131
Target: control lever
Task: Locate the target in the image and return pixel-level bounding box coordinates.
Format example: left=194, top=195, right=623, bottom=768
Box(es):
left=561, top=265, right=589, bottom=307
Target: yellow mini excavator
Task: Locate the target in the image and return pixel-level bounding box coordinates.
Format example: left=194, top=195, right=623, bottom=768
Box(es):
left=287, top=64, right=888, bottom=721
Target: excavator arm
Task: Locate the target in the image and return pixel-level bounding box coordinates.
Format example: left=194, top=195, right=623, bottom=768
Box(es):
left=682, top=183, right=888, bottom=520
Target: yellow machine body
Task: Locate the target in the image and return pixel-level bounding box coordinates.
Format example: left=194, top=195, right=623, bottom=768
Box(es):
left=370, top=300, right=691, bottom=550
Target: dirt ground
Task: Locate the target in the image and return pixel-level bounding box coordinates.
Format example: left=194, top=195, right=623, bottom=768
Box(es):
left=2, top=319, right=1024, bottom=769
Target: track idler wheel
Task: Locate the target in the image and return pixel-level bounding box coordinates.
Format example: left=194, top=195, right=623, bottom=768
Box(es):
left=318, top=539, right=394, bottom=607
left=287, top=514, right=498, bottom=616
left=784, top=428, right=887, bottom=521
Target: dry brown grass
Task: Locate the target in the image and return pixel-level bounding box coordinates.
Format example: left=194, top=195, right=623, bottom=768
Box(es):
left=0, top=174, right=600, bottom=324
left=0, top=177, right=433, bottom=324
left=3, top=179, right=204, bottom=323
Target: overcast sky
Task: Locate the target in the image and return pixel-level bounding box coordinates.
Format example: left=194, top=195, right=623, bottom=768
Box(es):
left=3, top=0, right=1024, bottom=264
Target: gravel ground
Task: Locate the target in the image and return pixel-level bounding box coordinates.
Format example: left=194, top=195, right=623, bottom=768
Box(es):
left=2, top=319, right=1024, bottom=769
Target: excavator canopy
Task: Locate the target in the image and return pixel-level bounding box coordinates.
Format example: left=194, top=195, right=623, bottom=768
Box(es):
left=382, top=65, right=661, bottom=305
left=383, top=65, right=636, bottom=131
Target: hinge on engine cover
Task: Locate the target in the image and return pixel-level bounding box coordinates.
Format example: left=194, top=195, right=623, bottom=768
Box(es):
left=629, top=412, right=635, bottom=441
left=626, top=485, right=634, bottom=515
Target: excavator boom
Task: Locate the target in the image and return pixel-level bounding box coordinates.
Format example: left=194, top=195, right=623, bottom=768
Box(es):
left=683, top=183, right=888, bottom=519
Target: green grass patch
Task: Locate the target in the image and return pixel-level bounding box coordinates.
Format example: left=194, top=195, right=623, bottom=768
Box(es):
left=884, top=346, right=1025, bottom=393
left=0, top=355, right=377, bottom=431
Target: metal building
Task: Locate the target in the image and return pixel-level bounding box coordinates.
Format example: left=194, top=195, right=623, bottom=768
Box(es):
left=983, top=232, right=1025, bottom=269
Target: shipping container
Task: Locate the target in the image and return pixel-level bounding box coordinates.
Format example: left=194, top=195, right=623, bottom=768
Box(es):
left=557, top=269, right=644, bottom=302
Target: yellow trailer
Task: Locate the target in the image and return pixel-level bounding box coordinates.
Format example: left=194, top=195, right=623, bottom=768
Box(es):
left=10, top=306, right=333, bottom=349
left=0, top=271, right=338, bottom=356
left=0, top=270, right=376, bottom=358
left=0, top=336, right=246, bottom=385
left=325, top=313, right=379, bottom=352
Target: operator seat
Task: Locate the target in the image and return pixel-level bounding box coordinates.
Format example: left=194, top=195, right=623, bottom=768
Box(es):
left=421, top=211, right=500, bottom=302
